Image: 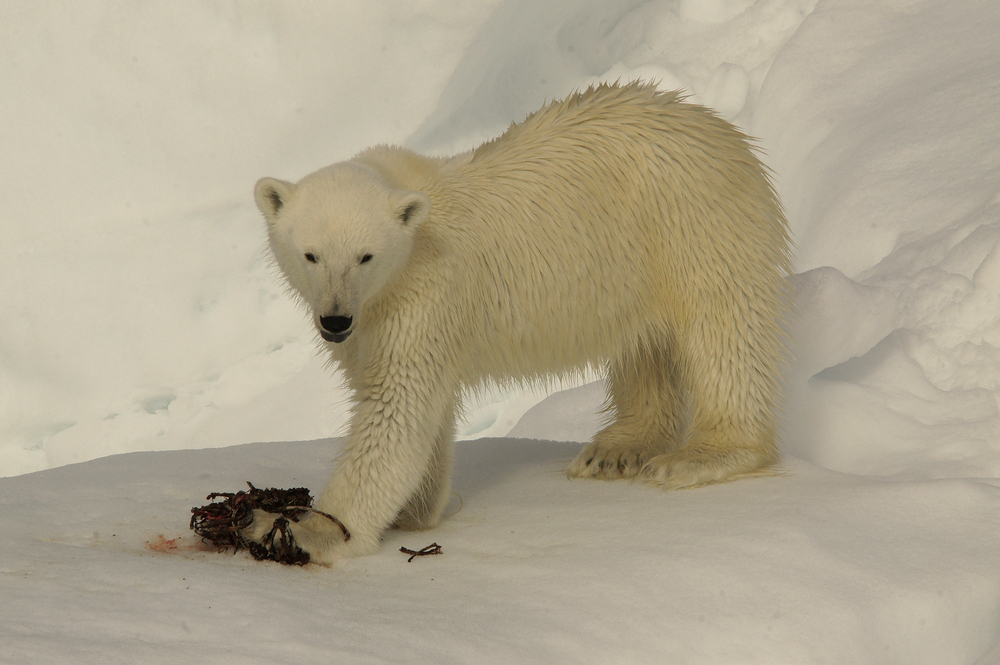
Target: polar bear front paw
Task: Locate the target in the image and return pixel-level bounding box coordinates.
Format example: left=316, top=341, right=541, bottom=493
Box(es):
left=242, top=508, right=352, bottom=566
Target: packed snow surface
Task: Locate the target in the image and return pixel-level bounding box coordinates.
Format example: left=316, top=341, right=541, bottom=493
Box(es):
left=3, top=0, right=1000, bottom=662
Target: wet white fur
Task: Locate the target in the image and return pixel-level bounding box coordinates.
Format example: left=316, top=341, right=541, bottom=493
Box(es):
left=253, top=82, right=791, bottom=565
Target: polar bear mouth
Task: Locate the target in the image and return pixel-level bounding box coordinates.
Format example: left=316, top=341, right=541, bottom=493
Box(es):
left=320, top=329, right=352, bottom=343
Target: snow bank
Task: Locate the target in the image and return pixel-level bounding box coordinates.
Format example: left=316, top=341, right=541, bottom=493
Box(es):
left=409, top=0, right=818, bottom=154
left=0, top=2, right=497, bottom=475
left=752, top=0, right=1000, bottom=479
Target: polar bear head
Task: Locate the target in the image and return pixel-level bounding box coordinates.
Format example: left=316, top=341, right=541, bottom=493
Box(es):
left=255, top=162, right=430, bottom=343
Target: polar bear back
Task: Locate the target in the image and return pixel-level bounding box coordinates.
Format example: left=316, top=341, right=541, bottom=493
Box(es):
left=354, top=82, right=790, bottom=387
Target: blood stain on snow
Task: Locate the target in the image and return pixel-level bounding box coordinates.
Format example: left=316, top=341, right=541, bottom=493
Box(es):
left=146, top=534, right=182, bottom=553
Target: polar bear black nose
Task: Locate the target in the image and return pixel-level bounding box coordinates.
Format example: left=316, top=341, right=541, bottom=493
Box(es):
left=320, top=315, right=353, bottom=334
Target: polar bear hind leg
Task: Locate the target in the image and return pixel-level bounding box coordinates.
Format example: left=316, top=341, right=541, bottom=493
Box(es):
left=567, top=345, right=685, bottom=481
left=640, top=317, right=781, bottom=489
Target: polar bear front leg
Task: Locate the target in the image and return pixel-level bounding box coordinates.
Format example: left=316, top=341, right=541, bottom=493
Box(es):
left=313, top=385, right=454, bottom=565
left=392, top=402, right=456, bottom=531
left=244, top=364, right=455, bottom=566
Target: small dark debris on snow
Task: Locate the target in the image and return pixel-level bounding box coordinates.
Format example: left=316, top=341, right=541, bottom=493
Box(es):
left=190, top=482, right=348, bottom=566
left=400, top=542, right=443, bottom=562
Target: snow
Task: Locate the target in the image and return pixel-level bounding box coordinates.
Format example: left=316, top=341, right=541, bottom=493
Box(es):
left=2, top=0, right=1000, bottom=662
left=755, top=0, right=1000, bottom=482
left=5, top=440, right=1000, bottom=663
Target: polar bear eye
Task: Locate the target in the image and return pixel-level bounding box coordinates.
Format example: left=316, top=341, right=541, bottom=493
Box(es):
left=304, top=252, right=318, bottom=263
left=360, top=253, right=373, bottom=264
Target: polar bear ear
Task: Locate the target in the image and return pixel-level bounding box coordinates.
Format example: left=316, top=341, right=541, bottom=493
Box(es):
left=255, top=178, right=296, bottom=222
left=392, top=190, right=430, bottom=228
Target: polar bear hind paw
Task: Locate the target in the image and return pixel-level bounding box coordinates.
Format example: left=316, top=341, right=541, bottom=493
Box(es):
left=640, top=444, right=779, bottom=489
left=567, top=440, right=660, bottom=480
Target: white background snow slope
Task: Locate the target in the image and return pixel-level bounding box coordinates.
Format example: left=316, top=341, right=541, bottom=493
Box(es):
left=3, top=0, right=1000, bottom=663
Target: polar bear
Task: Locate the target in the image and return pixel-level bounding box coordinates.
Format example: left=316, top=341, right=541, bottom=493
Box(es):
left=252, top=82, right=791, bottom=565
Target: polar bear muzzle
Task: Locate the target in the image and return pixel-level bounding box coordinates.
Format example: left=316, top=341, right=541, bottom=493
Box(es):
left=319, top=315, right=353, bottom=343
